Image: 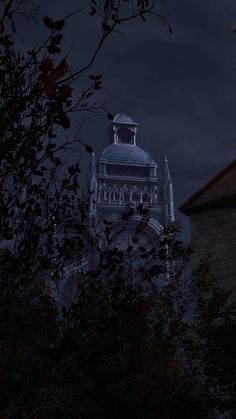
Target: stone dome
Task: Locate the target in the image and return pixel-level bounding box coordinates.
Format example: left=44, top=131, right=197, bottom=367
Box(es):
left=113, top=112, right=137, bottom=125
left=100, top=143, right=156, bottom=166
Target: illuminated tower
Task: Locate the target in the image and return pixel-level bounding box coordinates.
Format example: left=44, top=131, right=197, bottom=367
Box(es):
left=88, top=112, right=175, bottom=237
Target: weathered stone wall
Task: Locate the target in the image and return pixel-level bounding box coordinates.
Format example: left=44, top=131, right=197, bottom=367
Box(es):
left=190, top=205, right=236, bottom=293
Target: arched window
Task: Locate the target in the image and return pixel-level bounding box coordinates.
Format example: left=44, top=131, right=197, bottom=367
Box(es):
left=117, top=127, right=134, bottom=144
left=132, top=192, right=139, bottom=202
left=124, top=192, right=130, bottom=202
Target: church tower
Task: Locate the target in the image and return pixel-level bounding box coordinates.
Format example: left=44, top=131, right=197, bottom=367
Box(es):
left=88, top=112, right=175, bottom=237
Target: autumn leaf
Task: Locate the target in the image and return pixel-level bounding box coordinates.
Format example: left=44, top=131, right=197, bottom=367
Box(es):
left=52, top=59, right=69, bottom=81
left=93, top=81, right=102, bottom=90
left=53, top=19, right=65, bottom=30
left=51, top=34, right=63, bottom=45
left=42, top=76, right=55, bottom=97
left=0, top=35, right=13, bottom=48
left=56, top=85, right=72, bottom=103
left=43, top=16, right=54, bottom=29
left=63, top=183, right=80, bottom=191
left=107, top=112, right=113, bottom=120
left=58, top=112, right=70, bottom=129
left=89, top=74, right=102, bottom=81
left=54, top=157, right=62, bottom=166
left=47, top=44, right=61, bottom=54
left=85, top=145, right=93, bottom=153
left=39, top=57, right=53, bottom=73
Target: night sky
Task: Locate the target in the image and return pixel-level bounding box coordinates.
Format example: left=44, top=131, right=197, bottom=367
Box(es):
left=19, top=0, right=236, bottom=238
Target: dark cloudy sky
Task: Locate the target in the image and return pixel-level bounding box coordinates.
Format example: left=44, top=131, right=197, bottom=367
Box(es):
left=19, top=0, right=236, bottom=238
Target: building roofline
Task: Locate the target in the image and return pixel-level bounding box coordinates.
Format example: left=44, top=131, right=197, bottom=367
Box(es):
left=179, top=158, right=236, bottom=215
left=112, top=120, right=139, bottom=127
left=113, top=112, right=138, bottom=126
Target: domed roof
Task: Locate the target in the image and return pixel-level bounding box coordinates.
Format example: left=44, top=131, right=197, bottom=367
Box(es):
left=113, top=112, right=138, bottom=126
left=100, top=143, right=156, bottom=166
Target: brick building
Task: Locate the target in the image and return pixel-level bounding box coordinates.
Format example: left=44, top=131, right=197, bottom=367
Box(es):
left=180, top=159, right=236, bottom=293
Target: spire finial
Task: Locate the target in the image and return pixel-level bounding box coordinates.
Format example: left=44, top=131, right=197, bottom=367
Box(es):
left=163, top=155, right=175, bottom=227
left=164, top=155, right=171, bottom=180
left=90, top=152, right=96, bottom=176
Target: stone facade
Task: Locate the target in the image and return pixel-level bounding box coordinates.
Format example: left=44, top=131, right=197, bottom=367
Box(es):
left=180, top=159, right=236, bottom=294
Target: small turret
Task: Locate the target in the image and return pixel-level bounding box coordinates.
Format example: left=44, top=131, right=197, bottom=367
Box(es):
left=163, top=155, right=175, bottom=227
left=112, top=112, right=138, bottom=145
